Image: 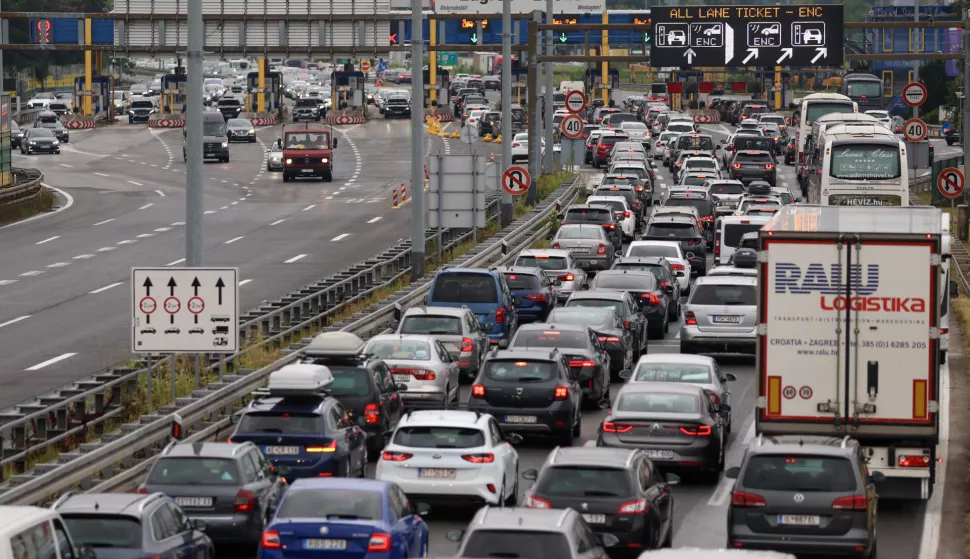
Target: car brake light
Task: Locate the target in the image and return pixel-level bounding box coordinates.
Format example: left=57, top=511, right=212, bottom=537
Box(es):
left=623, top=211, right=631, bottom=218
left=603, top=421, right=633, bottom=433
left=732, top=163, right=741, bottom=169
left=462, top=453, right=495, bottom=463
left=412, top=369, right=437, bottom=381
left=461, top=337, right=474, bottom=352
left=495, top=307, right=505, bottom=323
left=675, top=162, right=683, bottom=168
left=597, top=336, right=621, bottom=343
left=898, top=455, right=931, bottom=467
left=831, top=495, right=867, bottom=510
left=636, top=187, right=644, bottom=192
left=765, top=163, right=774, bottom=170
left=382, top=451, right=413, bottom=461
left=773, top=137, right=779, bottom=141
left=364, top=403, right=381, bottom=424
left=660, top=281, right=672, bottom=289
left=235, top=490, right=256, bottom=512
left=618, top=498, right=648, bottom=515
left=679, top=425, right=712, bottom=436
left=554, top=386, right=569, bottom=400
left=670, top=263, right=685, bottom=271
left=305, top=440, right=338, bottom=453
left=641, top=293, right=660, bottom=305
left=261, top=530, right=282, bottom=549
left=136, top=487, right=148, bottom=494
left=731, top=491, right=767, bottom=507
left=512, top=142, right=520, bottom=147
left=552, top=242, right=560, bottom=248
left=525, top=495, right=552, bottom=508
left=709, top=393, right=720, bottom=405
left=684, top=311, right=697, bottom=325
left=597, top=244, right=607, bottom=255
left=699, top=215, right=713, bottom=222
left=472, top=384, right=486, bottom=398
left=569, top=360, right=596, bottom=368
left=526, top=293, right=547, bottom=302
left=368, top=533, right=392, bottom=553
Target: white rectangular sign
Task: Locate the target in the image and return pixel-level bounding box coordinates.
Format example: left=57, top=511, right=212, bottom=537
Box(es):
left=434, top=0, right=605, bottom=15
left=428, top=154, right=488, bottom=229
left=132, top=267, right=239, bottom=353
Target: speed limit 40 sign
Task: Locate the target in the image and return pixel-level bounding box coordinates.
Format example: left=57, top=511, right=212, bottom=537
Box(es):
left=560, top=114, right=584, bottom=139
left=903, top=118, right=927, bottom=143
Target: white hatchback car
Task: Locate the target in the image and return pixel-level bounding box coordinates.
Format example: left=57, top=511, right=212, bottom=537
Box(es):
left=587, top=195, right=636, bottom=241
left=511, top=132, right=544, bottom=163
left=375, top=410, right=521, bottom=506
left=625, top=240, right=692, bottom=294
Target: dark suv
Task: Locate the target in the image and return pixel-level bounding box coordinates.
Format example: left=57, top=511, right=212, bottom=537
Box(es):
left=561, top=204, right=623, bottom=250
left=643, top=215, right=708, bottom=275
left=292, top=98, right=321, bottom=121
left=663, top=192, right=717, bottom=249
left=730, top=150, right=777, bottom=186
left=726, top=436, right=879, bottom=557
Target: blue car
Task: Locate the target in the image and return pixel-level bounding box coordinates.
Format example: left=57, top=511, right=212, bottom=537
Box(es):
left=259, top=478, right=431, bottom=559
left=425, top=268, right=519, bottom=344
left=501, top=266, right=558, bottom=323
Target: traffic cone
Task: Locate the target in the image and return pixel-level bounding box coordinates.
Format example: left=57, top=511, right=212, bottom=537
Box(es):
left=392, top=188, right=399, bottom=208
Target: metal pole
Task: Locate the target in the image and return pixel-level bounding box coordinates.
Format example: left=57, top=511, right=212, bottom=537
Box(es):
left=437, top=152, right=444, bottom=267
left=527, top=20, right=539, bottom=204
left=472, top=151, right=478, bottom=244
left=171, top=354, right=177, bottom=404
left=913, top=0, right=920, bottom=120
left=964, top=14, right=970, bottom=160
left=410, top=1, right=426, bottom=280
left=543, top=0, right=554, bottom=173
left=186, top=0, right=204, bottom=267
left=146, top=355, right=153, bottom=402
left=533, top=11, right=543, bottom=178
left=500, top=0, right=513, bottom=227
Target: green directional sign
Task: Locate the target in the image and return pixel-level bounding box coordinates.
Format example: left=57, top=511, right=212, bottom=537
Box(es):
left=643, top=32, right=650, bottom=44
left=469, top=32, right=478, bottom=45
left=558, top=32, right=568, bottom=43
left=437, top=52, right=458, bottom=66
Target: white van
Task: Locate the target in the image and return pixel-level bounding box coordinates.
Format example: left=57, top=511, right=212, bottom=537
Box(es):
left=714, top=215, right=771, bottom=266
left=0, top=506, right=95, bottom=559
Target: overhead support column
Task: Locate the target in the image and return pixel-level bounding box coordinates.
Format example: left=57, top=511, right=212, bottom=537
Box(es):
left=601, top=13, right=608, bottom=105
left=257, top=57, right=266, bottom=113
left=500, top=0, right=514, bottom=227
left=186, top=0, right=204, bottom=266
left=430, top=19, right=437, bottom=105
left=409, top=0, right=426, bottom=280
left=543, top=0, right=554, bottom=172
left=527, top=19, right=539, bottom=205
left=83, top=18, right=92, bottom=116
left=774, top=65, right=782, bottom=110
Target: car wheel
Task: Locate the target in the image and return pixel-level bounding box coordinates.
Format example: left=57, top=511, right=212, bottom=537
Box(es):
left=282, top=173, right=290, bottom=183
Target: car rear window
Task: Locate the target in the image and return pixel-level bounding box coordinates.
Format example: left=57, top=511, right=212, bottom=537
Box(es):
left=647, top=222, right=697, bottom=237
left=591, top=273, right=658, bottom=291
left=483, top=360, right=557, bottom=382
left=724, top=223, right=766, bottom=247
left=616, top=391, right=700, bottom=413
left=613, top=262, right=664, bottom=276
left=742, top=105, right=769, bottom=115
left=565, top=209, right=611, bottom=223
left=536, top=466, right=634, bottom=497
left=677, top=136, right=714, bottom=151
left=735, top=138, right=773, bottom=152
left=400, top=315, right=462, bottom=335
left=149, top=458, right=241, bottom=485
left=628, top=244, right=679, bottom=259
left=710, top=183, right=745, bottom=195
left=327, top=367, right=375, bottom=397
left=598, top=136, right=622, bottom=147
left=594, top=189, right=636, bottom=204
left=734, top=152, right=773, bottom=163
left=633, top=363, right=712, bottom=383
left=564, top=298, right=624, bottom=315
left=665, top=198, right=714, bottom=216
left=462, top=531, right=570, bottom=559
left=547, top=308, right=613, bottom=327
left=685, top=159, right=716, bottom=170
left=516, top=255, right=568, bottom=270
left=278, top=489, right=383, bottom=520
left=742, top=455, right=858, bottom=492
left=610, top=114, right=637, bottom=124
left=690, top=284, right=757, bottom=305
left=600, top=176, right=639, bottom=186
left=393, top=426, right=485, bottom=448
left=365, top=339, right=431, bottom=361
left=681, top=176, right=713, bottom=187
left=62, top=516, right=143, bottom=548
left=512, top=329, right=587, bottom=349
left=431, top=273, right=499, bottom=304
left=503, top=273, right=539, bottom=290
left=612, top=167, right=647, bottom=179
left=589, top=199, right=626, bottom=213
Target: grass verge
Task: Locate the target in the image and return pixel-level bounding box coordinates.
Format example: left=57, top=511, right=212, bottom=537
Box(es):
left=0, top=187, right=56, bottom=227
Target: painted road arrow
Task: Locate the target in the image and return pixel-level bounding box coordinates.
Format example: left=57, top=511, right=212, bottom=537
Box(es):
left=192, top=277, right=201, bottom=296
left=684, top=48, right=697, bottom=64
left=167, top=277, right=177, bottom=296
left=811, top=47, right=828, bottom=64
left=743, top=48, right=758, bottom=64
left=216, top=277, right=226, bottom=305
left=143, top=277, right=153, bottom=296
left=777, top=47, right=793, bottom=64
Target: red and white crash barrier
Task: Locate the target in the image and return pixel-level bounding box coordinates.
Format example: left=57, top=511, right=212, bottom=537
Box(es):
left=64, top=119, right=96, bottom=129
left=327, top=114, right=365, bottom=125
left=249, top=116, right=276, bottom=126
left=401, top=182, right=408, bottom=205
left=392, top=188, right=399, bottom=208
left=148, top=118, right=185, bottom=128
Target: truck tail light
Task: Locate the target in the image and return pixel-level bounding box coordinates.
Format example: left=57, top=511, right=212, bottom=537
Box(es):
left=898, top=455, right=931, bottom=467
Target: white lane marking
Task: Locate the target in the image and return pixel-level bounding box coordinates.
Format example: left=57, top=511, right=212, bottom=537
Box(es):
left=239, top=197, right=246, bottom=201
left=583, top=440, right=598, bottom=448
left=367, top=216, right=383, bottom=224
left=204, top=210, right=216, bottom=215
left=128, top=181, right=143, bottom=186
left=89, top=282, right=123, bottom=294
left=139, top=203, right=154, bottom=210
left=325, top=196, right=334, bottom=200
left=59, top=163, right=73, bottom=168
left=26, top=353, right=77, bottom=371
left=918, top=346, right=952, bottom=559
left=117, top=239, right=137, bottom=245
left=284, top=254, right=308, bottom=263
left=171, top=221, right=185, bottom=226
left=94, top=219, right=114, bottom=226
left=155, top=189, right=166, bottom=197
left=154, top=227, right=171, bottom=232
left=231, top=201, right=239, bottom=205
left=270, top=219, right=286, bottom=225
left=0, top=280, right=16, bottom=286
left=73, top=254, right=94, bottom=260
left=238, top=279, right=253, bottom=286
left=225, top=236, right=244, bottom=244
left=708, top=420, right=757, bottom=507
left=137, top=233, right=153, bottom=238
left=166, top=258, right=186, bottom=266
left=0, top=315, right=30, bottom=329
left=36, top=236, right=59, bottom=245
left=94, top=172, right=110, bottom=177
left=96, top=247, right=116, bottom=252
left=331, top=233, right=350, bottom=242
left=303, top=204, right=316, bottom=211
left=0, top=184, right=73, bottom=231
left=19, top=271, right=44, bottom=276
left=47, top=262, right=70, bottom=268
left=220, top=205, right=229, bottom=210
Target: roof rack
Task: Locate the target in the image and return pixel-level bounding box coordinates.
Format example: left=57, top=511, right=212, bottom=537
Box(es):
left=303, top=331, right=368, bottom=360
left=403, top=404, right=483, bottom=419
left=257, top=363, right=335, bottom=398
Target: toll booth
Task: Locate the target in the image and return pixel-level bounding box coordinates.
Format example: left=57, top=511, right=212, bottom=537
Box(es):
left=331, top=71, right=365, bottom=110
left=585, top=68, right=619, bottom=104
left=423, top=69, right=450, bottom=109
left=161, top=74, right=187, bottom=113
left=74, top=76, right=110, bottom=115
left=246, top=71, right=282, bottom=112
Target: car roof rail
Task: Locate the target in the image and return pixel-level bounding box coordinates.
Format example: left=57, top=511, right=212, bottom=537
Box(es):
left=161, top=440, right=179, bottom=456
left=137, top=492, right=169, bottom=512
left=50, top=490, right=76, bottom=509
left=840, top=435, right=852, bottom=448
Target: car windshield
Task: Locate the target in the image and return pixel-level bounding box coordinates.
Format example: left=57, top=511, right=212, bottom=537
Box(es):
left=616, top=391, right=700, bottom=413
left=742, top=455, right=858, bottom=492
left=710, top=183, right=745, bottom=195
left=462, top=531, right=570, bottom=559
left=203, top=121, right=226, bottom=136
left=365, top=339, right=431, bottom=361
left=565, top=298, right=624, bottom=315
left=394, top=426, right=485, bottom=448
left=431, top=273, right=499, bottom=303
left=327, top=367, right=374, bottom=397
left=483, top=360, right=557, bottom=382
left=516, top=255, right=568, bottom=270
left=286, top=132, right=330, bottom=149
left=805, top=102, right=855, bottom=124
left=30, top=129, right=54, bottom=138
left=592, top=274, right=658, bottom=291
left=536, top=466, right=633, bottom=497
left=503, top=273, right=539, bottom=290
left=690, top=284, right=757, bottom=305
left=647, top=222, right=696, bottom=238
left=278, top=489, right=382, bottom=520
left=148, top=458, right=240, bottom=485
left=512, top=329, right=586, bottom=349
left=628, top=244, right=679, bottom=259
left=132, top=101, right=153, bottom=109
left=829, top=144, right=901, bottom=180
left=61, top=516, right=142, bottom=548
left=400, top=315, right=462, bottom=335
left=634, top=363, right=712, bottom=383
left=557, top=226, right=603, bottom=240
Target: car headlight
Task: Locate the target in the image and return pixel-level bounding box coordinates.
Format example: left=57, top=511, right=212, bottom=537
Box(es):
left=221, top=142, right=228, bottom=148
left=285, top=158, right=293, bottom=164
left=52, top=140, right=59, bottom=145
left=321, top=158, right=328, bottom=163
left=248, top=129, right=255, bottom=134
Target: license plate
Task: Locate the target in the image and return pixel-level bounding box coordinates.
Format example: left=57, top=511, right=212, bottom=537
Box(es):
left=265, top=445, right=300, bottom=455
left=304, top=539, right=347, bottom=550
left=643, top=449, right=674, bottom=460
left=419, top=468, right=457, bottom=479
left=505, top=415, right=538, bottom=424
left=174, top=497, right=212, bottom=508
left=571, top=247, right=590, bottom=253
left=778, top=515, right=821, bottom=526
left=393, top=374, right=410, bottom=382
left=582, top=514, right=606, bottom=524
left=301, top=169, right=315, bottom=173
left=713, top=315, right=741, bottom=324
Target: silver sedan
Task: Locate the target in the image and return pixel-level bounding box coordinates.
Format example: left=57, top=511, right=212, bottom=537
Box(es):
left=551, top=224, right=616, bottom=271
left=362, top=334, right=460, bottom=407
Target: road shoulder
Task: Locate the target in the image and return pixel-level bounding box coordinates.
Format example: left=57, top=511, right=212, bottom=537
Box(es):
left=940, top=305, right=970, bottom=559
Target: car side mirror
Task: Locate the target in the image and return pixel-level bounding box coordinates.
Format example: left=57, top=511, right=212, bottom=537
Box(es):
left=190, top=518, right=208, bottom=531
left=663, top=284, right=674, bottom=294
left=357, top=415, right=368, bottom=427
left=498, top=340, right=509, bottom=349
left=597, top=533, right=620, bottom=548
left=506, top=433, right=524, bottom=444
left=414, top=502, right=432, bottom=516
left=676, top=271, right=686, bottom=278
left=522, top=468, right=539, bottom=481
left=553, top=279, right=562, bottom=287
left=78, top=545, right=97, bottom=559
left=512, top=296, right=523, bottom=306
left=664, top=473, right=681, bottom=485
left=618, top=369, right=632, bottom=380
left=724, top=373, right=738, bottom=382
left=951, top=280, right=960, bottom=299
left=333, top=137, right=338, bottom=148
left=796, top=197, right=804, bottom=203
left=870, top=471, right=887, bottom=483
left=446, top=529, right=465, bottom=542
left=714, top=145, right=721, bottom=151
left=725, top=466, right=740, bottom=479
left=719, top=139, right=725, bottom=144
left=717, top=404, right=731, bottom=413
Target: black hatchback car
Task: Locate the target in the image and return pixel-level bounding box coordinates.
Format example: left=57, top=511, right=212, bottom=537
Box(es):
left=547, top=307, right=634, bottom=379
left=611, top=256, right=683, bottom=320
left=561, top=204, right=623, bottom=250
left=643, top=215, right=708, bottom=275
left=588, top=270, right=670, bottom=339
left=564, top=290, right=648, bottom=370
left=662, top=192, right=717, bottom=249
left=726, top=436, right=879, bottom=557
left=21, top=127, right=60, bottom=154
left=522, top=447, right=680, bottom=552
left=468, top=348, right=583, bottom=446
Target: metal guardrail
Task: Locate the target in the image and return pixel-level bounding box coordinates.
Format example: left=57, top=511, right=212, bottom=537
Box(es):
left=0, top=174, right=581, bottom=504
left=15, top=108, right=44, bottom=126
left=0, top=169, right=44, bottom=208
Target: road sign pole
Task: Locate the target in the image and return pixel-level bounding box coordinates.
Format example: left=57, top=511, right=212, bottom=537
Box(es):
left=543, top=0, right=555, bottom=173
left=185, top=0, right=204, bottom=268
left=527, top=19, right=539, bottom=205
left=410, top=0, right=426, bottom=281
left=914, top=5, right=920, bottom=120
left=964, top=14, right=970, bottom=169
left=500, top=0, right=513, bottom=227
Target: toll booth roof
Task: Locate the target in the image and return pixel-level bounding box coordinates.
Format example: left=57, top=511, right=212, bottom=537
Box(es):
left=761, top=205, right=942, bottom=236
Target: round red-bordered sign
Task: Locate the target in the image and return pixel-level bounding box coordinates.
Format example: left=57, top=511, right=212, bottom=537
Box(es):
left=564, top=89, right=586, bottom=114
left=360, top=60, right=372, bottom=72
left=163, top=297, right=181, bottom=314
left=903, top=82, right=928, bottom=107
left=903, top=118, right=927, bottom=142
left=502, top=166, right=531, bottom=196
left=939, top=167, right=965, bottom=198
left=799, top=386, right=814, bottom=400
left=139, top=297, right=157, bottom=315
left=187, top=296, right=205, bottom=315
left=560, top=114, right=585, bottom=139
left=782, top=386, right=796, bottom=400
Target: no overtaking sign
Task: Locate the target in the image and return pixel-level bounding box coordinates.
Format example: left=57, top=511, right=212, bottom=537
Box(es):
left=903, top=82, right=927, bottom=107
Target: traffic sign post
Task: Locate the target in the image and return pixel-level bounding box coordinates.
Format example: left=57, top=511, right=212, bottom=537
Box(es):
left=360, top=60, right=371, bottom=73
left=903, top=118, right=927, bottom=143
left=564, top=89, right=586, bottom=114
left=939, top=168, right=965, bottom=205
left=502, top=166, right=531, bottom=196
left=903, top=82, right=927, bottom=107
left=560, top=114, right=584, bottom=139
left=650, top=5, right=843, bottom=68
left=132, top=267, right=239, bottom=353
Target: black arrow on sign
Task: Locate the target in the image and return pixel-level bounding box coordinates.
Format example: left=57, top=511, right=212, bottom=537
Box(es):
left=216, top=277, right=226, bottom=305
left=167, top=277, right=177, bottom=296
left=143, top=277, right=153, bottom=296
left=191, top=276, right=201, bottom=296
